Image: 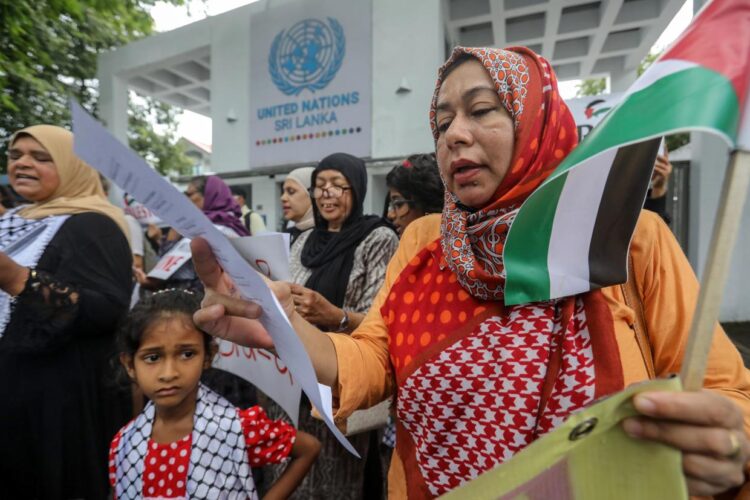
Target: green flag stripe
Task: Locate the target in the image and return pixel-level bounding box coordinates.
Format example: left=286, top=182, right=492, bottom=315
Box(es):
left=555, top=66, right=738, bottom=179
left=503, top=172, right=567, bottom=305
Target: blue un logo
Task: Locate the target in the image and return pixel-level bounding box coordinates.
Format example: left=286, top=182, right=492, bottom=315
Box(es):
left=269, top=18, right=346, bottom=96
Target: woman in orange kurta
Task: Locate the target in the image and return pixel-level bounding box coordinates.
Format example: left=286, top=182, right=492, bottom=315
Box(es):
left=331, top=210, right=750, bottom=498
left=192, top=46, right=750, bottom=498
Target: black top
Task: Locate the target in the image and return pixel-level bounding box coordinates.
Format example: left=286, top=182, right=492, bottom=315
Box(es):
left=643, top=193, right=671, bottom=225
left=0, top=212, right=132, bottom=498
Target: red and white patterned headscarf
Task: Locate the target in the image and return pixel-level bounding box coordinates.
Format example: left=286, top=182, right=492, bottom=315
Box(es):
left=431, top=46, right=578, bottom=301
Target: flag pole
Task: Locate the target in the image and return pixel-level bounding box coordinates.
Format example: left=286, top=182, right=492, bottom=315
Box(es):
left=681, top=150, right=750, bottom=390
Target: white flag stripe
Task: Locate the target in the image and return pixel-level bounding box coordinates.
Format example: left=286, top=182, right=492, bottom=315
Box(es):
left=738, top=71, right=750, bottom=151
left=547, top=148, right=618, bottom=298
left=623, top=59, right=698, bottom=100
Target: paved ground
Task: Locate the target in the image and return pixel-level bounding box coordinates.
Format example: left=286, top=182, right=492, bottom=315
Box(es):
left=724, top=322, right=750, bottom=366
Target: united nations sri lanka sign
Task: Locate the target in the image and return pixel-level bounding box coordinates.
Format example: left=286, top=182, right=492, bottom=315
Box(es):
left=268, top=18, right=346, bottom=96
left=249, top=0, right=372, bottom=168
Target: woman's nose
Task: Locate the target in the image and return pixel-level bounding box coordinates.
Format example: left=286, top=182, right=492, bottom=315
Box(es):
left=445, top=115, right=472, bottom=148
left=11, top=155, right=32, bottom=168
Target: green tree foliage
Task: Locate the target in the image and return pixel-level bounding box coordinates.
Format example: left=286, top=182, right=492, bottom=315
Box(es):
left=638, top=51, right=659, bottom=76
left=575, top=50, right=688, bottom=151
left=129, top=97, right=192, bottom=176
left=0, top=0, right=191, bottom=173
left=575, top=78, right=606, bottom=97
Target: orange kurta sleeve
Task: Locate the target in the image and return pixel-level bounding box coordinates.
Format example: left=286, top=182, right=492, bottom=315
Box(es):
left=604, top=210, right=750, bottom=433
left=326, top=214, right=442, bottom=420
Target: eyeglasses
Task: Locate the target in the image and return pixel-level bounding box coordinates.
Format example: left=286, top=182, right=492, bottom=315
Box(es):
left=388, top=198, right=414, bottom=213
left=310, top=185, right=352, bottom=199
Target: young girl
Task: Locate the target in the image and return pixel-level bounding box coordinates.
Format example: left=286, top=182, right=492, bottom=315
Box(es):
left=109, top=289, right=320, bottom=499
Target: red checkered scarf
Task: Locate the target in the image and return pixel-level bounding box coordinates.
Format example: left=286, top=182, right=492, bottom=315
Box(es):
left=431, top=46, right=578, bottom=301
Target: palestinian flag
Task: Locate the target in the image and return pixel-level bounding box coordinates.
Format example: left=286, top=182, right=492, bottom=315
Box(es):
left=503, top=0, right=750, bottom=306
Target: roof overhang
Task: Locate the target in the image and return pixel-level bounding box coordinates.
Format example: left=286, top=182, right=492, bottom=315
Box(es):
left=100, top=0, right=685, bottom=117
left=443, top=0, right=685, bottom=80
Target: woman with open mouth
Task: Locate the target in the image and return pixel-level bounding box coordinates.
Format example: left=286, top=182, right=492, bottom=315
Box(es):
left=266, top=152, right=398, bottom=499
left=0, top=125, right=132, bottom=498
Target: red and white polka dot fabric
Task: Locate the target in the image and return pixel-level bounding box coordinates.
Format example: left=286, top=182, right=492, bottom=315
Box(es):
left=142, top=436, right=190, bottom=498
left=109, top=405, right=295, bottom=499
left=240, top=406, right=296, bottom=468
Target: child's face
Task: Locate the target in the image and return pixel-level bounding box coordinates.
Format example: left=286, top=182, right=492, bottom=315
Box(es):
left=121, top=314, right=211, bottom=415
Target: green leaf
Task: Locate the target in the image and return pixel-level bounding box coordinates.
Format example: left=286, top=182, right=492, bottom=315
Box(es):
left=0, top=0, right=190, bottom=172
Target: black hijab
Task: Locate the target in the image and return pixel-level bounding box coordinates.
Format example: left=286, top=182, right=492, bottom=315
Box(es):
left=300, top=153, right=390, bottom=308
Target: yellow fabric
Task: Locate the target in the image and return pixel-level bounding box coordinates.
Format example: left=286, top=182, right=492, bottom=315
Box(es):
left=327, top=211, right=750, bottom=499
left=11, top=125, right=129, bottom=239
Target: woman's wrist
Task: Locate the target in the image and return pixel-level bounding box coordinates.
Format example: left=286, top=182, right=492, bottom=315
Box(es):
left=1, top=264, right=30, bottom=297
left=335, top=308, right=350, bottom=332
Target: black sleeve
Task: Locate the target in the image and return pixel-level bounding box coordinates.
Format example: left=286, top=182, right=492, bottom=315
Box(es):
left=5, top=213, right=132, bottom=351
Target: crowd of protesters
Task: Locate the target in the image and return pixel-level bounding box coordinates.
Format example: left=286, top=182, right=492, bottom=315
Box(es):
left=0, top=44, right=749, bottom=500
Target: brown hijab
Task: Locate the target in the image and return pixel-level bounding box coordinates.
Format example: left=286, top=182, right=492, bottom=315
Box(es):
left=10, top=125, right=129, bottom=239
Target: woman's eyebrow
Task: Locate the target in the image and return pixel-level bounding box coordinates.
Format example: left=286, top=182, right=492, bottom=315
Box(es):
left=316, top=176, right=347, bottom=184
left=8, top=147, right=49, bottom=156
left=436, top=85, right=497, bottom=113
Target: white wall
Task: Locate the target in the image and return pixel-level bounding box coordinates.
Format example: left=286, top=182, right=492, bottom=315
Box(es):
left=371, top=0, right=443, bottom=159
left=209, top=8, right=254, bottom=174
left=211, top=0, right=444, bottom=229
left=206, top=0, right=441, bottom=175
left=689, top=132, right=750, bottom=322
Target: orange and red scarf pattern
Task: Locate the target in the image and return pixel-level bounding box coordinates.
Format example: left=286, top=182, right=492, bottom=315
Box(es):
left=430, top=46, right=578, bottom=301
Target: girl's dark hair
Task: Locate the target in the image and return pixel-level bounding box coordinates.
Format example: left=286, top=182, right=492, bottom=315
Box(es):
left=189, top=175, right=208, bottom=195
left=386, top=153, right=444, bottom=215
left=116, top=289, right=213, bottom=359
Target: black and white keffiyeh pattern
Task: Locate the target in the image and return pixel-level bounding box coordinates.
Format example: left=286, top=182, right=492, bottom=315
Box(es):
left=0, top=209, right=43, bottom=249
left=0, top=208, right=69, bottom=336
left=113, top=383, right=257, bottom=499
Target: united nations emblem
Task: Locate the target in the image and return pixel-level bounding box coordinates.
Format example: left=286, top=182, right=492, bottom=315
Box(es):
left=268, top=18, right=346, bottom=96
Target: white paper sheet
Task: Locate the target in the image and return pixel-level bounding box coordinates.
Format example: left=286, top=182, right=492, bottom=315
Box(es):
left=147, top=237, right=192, bottom=280
left=214, top=340, right=301, bottom=427
left=71, top=102, right=357, bottom=456
left=317, top=383, right=333, bottom=420
left=230, top=233, right=292, bottom=282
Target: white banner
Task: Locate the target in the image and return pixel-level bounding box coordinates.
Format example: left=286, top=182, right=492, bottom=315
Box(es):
left=249, top=0, right=372, bottom=167
left=564, top=93, right=624, bottom=142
